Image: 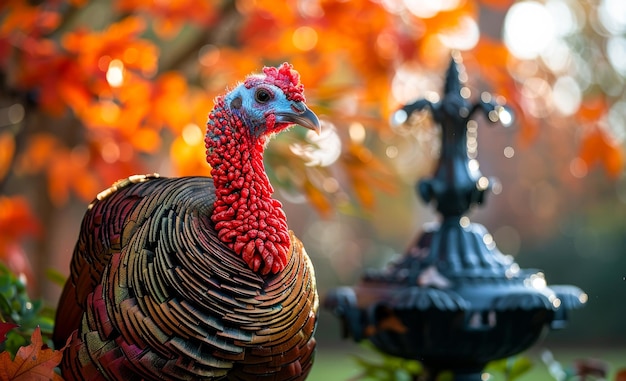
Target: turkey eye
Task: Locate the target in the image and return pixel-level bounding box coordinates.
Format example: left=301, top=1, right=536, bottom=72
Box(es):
left=255, top=89, right=272, bottom=103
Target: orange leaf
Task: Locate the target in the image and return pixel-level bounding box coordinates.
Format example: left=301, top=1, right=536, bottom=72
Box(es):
left=303, top=180, right=333, bottom=217
left=170, top=135, right=210, bottom=177
left=603, top=144, right=624, bottom=178
left=146, top=72, right=191, bottom=133
left=578, top=125, right=624, bottom=179
left=62, top=16, right=158, bottom=77
left=0, top=3, right=60, bottom=37
left=114, top=0, right=217, bottom=37
left=0, top=132, right=15, bottom=181
left=576, top=96, right=608, bottom=123
left=14, top=38, right=85, bottom=116
left=46, top=148, right=104, bottom=206
left=130, top=128, right=161, bottom=153
left=341, top=144, right=397, bottom=209
left=0, top=196, right=41, bottom=252
left=0, top=327, right=66, bottom=381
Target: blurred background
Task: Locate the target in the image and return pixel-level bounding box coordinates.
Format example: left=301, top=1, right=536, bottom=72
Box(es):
left=1, top=0, right=625, bottom=376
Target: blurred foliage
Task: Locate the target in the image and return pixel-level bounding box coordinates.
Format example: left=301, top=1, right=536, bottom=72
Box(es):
left=352, top=344, right=626, bottom=381
left=486, top=355, right=533, bottom=381
left=0, top=3, right=624, bottom=379
left=0, top=263, right=55, bottom=357
left=1, top=0, right=625, bottom=301
left=351, top=342, right=533, bottom=381
left=541, top=349, right=610, bottom=381
left=350, top=342, right=424, bottom=381
left=0, top=196, right=40, bottom=288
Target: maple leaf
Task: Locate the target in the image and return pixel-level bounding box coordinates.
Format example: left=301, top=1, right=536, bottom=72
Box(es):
left=0, top=327, right=65, bottom=381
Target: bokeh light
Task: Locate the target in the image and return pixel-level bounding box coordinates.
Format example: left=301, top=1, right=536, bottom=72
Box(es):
left=438, top=16, right=480, bottom=51
left=552, top=76, right=581, bottom=116
left=598, top=0, right=626, bottom=34
left=100, top=100, right=120, bottom=123
left=391, top=64, right=440, bottom=105
left=520, top=77, right=552, bottom=118
left=546, top=0, right=582, bottom=37
left=106, top=59, right=125, bottom=88
left=606, top=36, right=626, bottom=76
left=528, top=272, right=547, bottom=289
left=504, top=1, right=556, bottom=59
left=570, top=157, right=588, bottom=178
left=292, top=26, right=318, bottom=51
left=348, top=122, right=366, bottom=144
left=403, top=0, right=461, bottom=18
left=101, top=140, right=121, bottom=163
left=7, top=104, right=25, bottom=125
left=289, top=121, right=342, bottom=167
left=540, top=39, right=572, bottom=73
left=607, top=100, right=626, bottom=142
left=198, top=44, right=220, bottom=67
left=181, top=123, right=203, bottom=146
left=496, top=106, right=513, bottom=126
left=503, top=146, right=515, bottom=159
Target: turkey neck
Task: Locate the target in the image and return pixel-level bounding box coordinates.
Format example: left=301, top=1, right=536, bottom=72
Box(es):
left=204, top=97, right=290, bottom=275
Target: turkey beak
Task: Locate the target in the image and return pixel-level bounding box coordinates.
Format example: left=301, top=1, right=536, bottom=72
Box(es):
left=277, top=104, right=321, bottom=135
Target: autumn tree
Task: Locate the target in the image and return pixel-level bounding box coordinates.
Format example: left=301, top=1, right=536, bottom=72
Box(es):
left=1, top=0, right=624, bottom=309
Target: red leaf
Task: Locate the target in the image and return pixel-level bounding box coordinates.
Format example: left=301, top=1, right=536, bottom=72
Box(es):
left=0, top=323, right=18, bottom=345
left=0, top=327, right=67, bottom=381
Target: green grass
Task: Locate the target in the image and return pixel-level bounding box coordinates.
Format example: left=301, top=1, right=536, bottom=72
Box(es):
left=309, top=343, right=626, bottom=381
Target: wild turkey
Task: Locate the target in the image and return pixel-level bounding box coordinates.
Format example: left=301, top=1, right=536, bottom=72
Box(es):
left=52, top=63, right=320, bottom=381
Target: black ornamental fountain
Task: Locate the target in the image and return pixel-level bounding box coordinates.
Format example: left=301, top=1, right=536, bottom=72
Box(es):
left=324, top=55, right=587, bottom=381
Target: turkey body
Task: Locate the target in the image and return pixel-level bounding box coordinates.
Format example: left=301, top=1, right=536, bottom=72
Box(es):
left=53, top=174, right=318, bottom=381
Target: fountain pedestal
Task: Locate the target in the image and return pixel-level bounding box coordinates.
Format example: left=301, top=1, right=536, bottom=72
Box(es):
left=325, top=55, right=586, bottom=381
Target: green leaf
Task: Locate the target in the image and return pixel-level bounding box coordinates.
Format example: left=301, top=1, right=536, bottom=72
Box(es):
left=351, top=341, right=423, bottom=380
left=436, top=370, right=454, bottom=381
left=0, top=263, right=57, bottom=356
left=486, top=355, right=533, bottom=381
left=508, top=356, right=533, bottom=380
left=45, top=268, right=67, bottom=288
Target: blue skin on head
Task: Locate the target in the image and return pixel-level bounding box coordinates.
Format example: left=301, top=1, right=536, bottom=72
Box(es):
left=225, top=82, right=319, bottom=137
left=224, top=83, right=288, bottom=137
left=206, top=80, right=319, bottom=152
